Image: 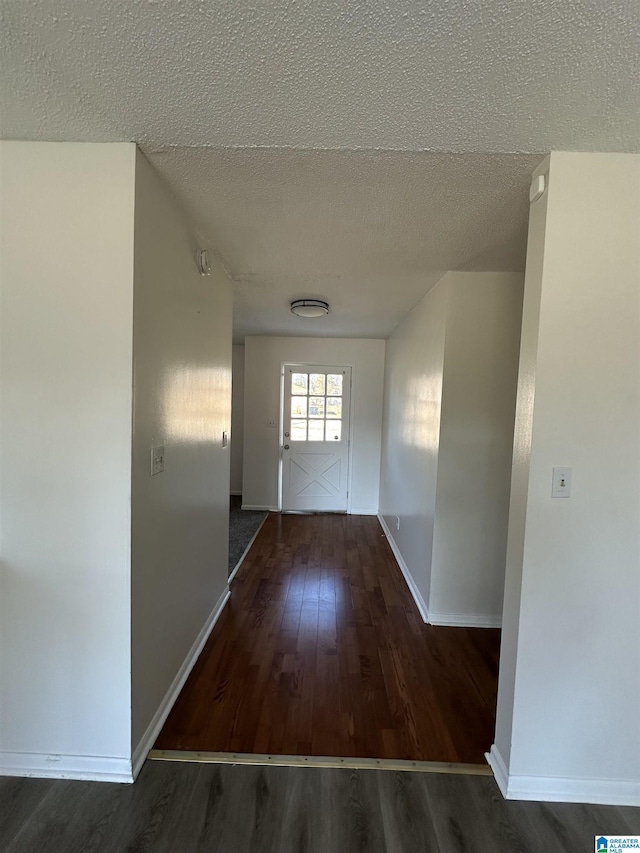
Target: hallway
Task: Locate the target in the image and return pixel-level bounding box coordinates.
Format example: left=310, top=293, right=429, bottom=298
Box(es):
left=155, top=514, right=500, bottom=764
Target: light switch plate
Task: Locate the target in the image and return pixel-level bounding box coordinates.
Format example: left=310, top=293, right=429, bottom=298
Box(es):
left=552, top=466, right=571, bottom=498
left=151, top=444, right=165, bottom=476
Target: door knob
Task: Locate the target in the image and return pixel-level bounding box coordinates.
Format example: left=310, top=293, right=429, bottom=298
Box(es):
left=284, top=444, right=290, bottom=450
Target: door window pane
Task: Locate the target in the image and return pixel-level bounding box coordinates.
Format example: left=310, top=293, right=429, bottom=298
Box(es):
left=327, top=374, right=343, bottom=396
left=308, top=420, right=324, bottom=440
left=326, top=397, right=342, bottom=419
left=309, top=373, right=326, bottom=395
left=291, top=420, right=307, bottom=441
left=308, top=396, right=325, bottom=418
left=291, top=373, right=308, bottom=395
left=288, top=369, right=347, bottom=446
left=326, top=421, right=342, bottom=441
left=291, top=396, right=307, bottom=417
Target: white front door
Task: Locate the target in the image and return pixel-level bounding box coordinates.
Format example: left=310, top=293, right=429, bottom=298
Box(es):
left=281, top=364, right=352, bottom=512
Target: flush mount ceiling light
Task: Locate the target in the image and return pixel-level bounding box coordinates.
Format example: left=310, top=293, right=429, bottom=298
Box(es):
left=290, top=299, right=330, bottom=318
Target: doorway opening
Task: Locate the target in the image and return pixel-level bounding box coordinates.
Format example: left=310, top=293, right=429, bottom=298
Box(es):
left=153, top=354, right=500, bottom=773
left=228, top=495, right=266, bottom=576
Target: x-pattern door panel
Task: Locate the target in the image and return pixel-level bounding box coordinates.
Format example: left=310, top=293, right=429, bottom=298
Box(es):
left=282, top=364, right=351, bottom=512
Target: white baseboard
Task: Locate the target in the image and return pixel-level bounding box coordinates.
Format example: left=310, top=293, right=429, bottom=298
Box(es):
left=0, top=751, right=133, bottom=784
left=1, top=588, right=232, bottom=785
left=241, top=504, right=277, bottom=512
left=377, top=514, right=429, bottom=623
left=228, top=514, right=269, bottom=584
left=131, top=586, right=231, bottom=779
left=486, top=744, right=640, bottom=806
left=486, top=744, right=510, bottom=797
left=349, top=507, right=378, bottom=516
left=429, top=612, right=502, bottom=629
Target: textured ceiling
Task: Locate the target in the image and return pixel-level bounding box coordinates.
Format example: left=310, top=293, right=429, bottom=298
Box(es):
left=147, top=148, right=541, bottom=340
left=2, top=0, right=639, bottom=152
left=2, top=1, right=638, bottom=340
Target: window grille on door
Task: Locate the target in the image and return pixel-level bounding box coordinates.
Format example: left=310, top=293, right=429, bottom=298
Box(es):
left=289, top=371, right=344, bottom=442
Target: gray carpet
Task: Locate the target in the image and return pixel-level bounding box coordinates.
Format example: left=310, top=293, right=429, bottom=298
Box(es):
left=228, top=495, right=267, bottom=575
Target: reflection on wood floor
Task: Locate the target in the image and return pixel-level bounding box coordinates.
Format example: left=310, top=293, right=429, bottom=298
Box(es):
left=155, top=513, right=500, bottom=764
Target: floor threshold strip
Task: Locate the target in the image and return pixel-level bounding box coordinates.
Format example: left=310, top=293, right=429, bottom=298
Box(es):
left=147, top=749, right=492, bottom=776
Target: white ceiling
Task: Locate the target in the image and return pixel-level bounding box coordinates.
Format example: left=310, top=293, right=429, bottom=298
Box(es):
left=2, top=1, right=638, bottom=341
left=147, top=148, right=541, bottom=339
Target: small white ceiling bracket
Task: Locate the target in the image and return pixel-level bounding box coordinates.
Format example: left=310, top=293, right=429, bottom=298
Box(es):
left=529, top=174, right=546, bottom=204
left=197, top=249, right=211, bottom=276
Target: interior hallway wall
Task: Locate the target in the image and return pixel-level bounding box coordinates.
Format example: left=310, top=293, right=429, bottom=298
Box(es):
left=379, top=276, right=449, bottom=617
left=230, top=344, right=245, bottom=494
left=0, top=142, right=136, bottom=778
left=243, top=336, right=385, bottom=514
left=130, top=151, right=233, bottom=758
left=429, top=272, right=523, bottom=625
left=0, top=142, right=234, bottom=782
left=491, top=152, right=640, bottom=806
left=379, top=271, right=524, bottom=625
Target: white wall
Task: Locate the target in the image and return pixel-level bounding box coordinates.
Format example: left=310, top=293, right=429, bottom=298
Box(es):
left=243, top=336, right=385, bottom=514
left=0, top=143, right=234, bottom=783
left=131, top=151, right=233, bottom=756
left=230, top=344, right=245, bottom=494
left=492, top=157, right=550, bottom=774
left=429, top=272, right=523, bottom=625
left=379, top=272, right=523, bottom=625
left=379, top=277, right=449, bottom=615
left=492, top=152, right=640, bottom=806
left=0, top=142, right=136, bottom=779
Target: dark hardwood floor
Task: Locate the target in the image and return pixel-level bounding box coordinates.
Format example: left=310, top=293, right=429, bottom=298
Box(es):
left=3, top=761, right=639, bottom=853
left=155, top=513, right=501, bottom=763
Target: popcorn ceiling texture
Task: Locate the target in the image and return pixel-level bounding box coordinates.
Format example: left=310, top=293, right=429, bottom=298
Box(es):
left=2, top=0, right=638, bottom=339
left=2, top=0, right=638, bottom=151
left=147, top=148, right=540, bottom=340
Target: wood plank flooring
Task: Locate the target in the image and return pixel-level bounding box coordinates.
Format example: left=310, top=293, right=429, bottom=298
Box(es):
left=2, top=762, right=639, bottom=853
left=155, top=513, right=501, bottom=763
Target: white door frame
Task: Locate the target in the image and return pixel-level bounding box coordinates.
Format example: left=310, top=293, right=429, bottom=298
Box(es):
left=278, top=361, right=355, bottom=513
